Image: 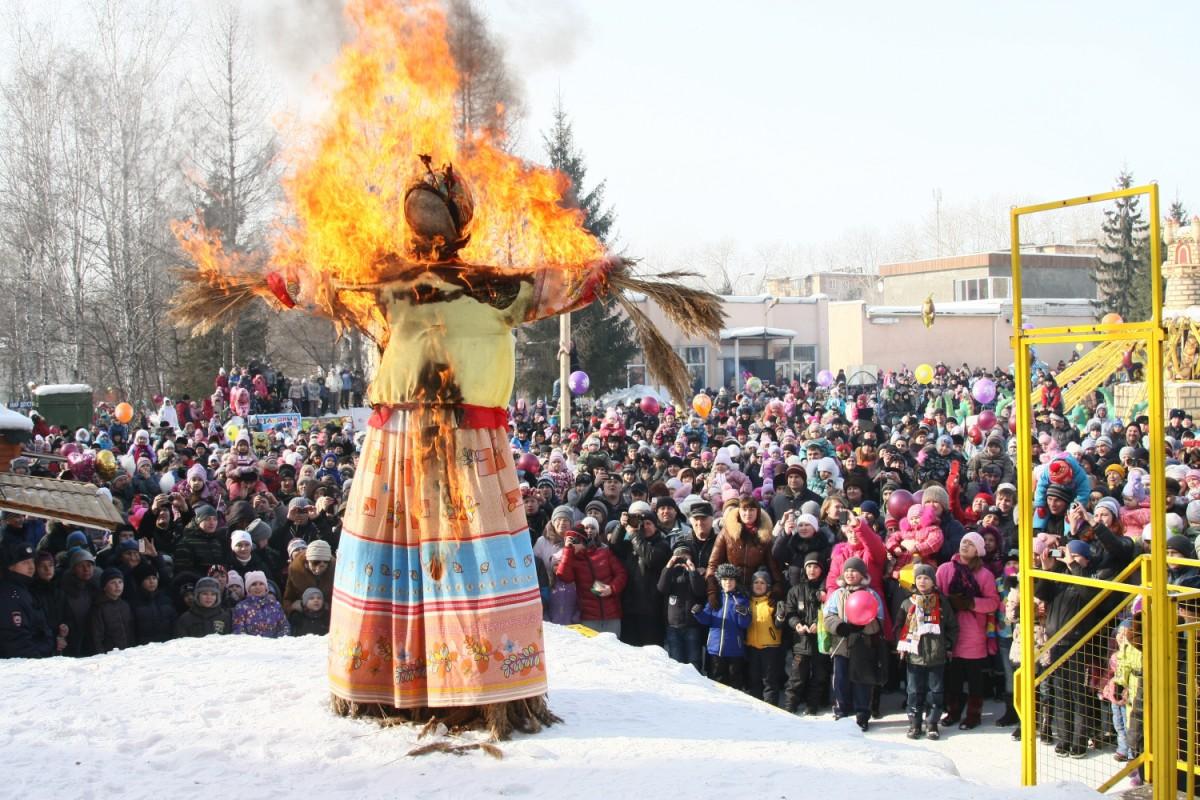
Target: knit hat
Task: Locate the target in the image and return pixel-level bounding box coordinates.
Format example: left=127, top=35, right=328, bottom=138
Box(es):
left=1188, top=499, right=1200, bottom=525
left=186, top=463, right=207, bottom=482
left=194, top=504, right=217, bottom=520
left=1105, top=464, right=1127, bottom=479
left=132, top=560, right=159, bottom=584
left=194, top=577, right=221, bottom=597
left=913, top=563, right=936, bottom=582
left=100, top=567, right=124, bottom=587
left=842, top=557, right=868, bottom=577
left=230, top=530, right=252, bottom=548
left=672, top=545, right=692, bottom=559
left=226, top=572, right=244, bottom=590
left=796, top=513, right=820, bottom=530
left=1095, top=497, right=1121, bottom=520
left=243, top=570, right=268, bottom=589
left=1167, top=534, right=1195, bottom=556
left=996, top=483, right=1017, bottom=496
left=301, top=587, right=325, bottom=606
left=1096, top=435, right=1113, bottom=447
left=286, top=538, right=308, bottom=559
left=246, top=519, right=272, bottom=542
left=306, top=539, right=333, bottom=562
left=922, top=485, right=949, bottom=509
left=1066, top=539, right=1091, bottom=559
left=65, top=530, right=89, bottom=549
left=1046, top=484, right=1074, bottom=503
left=803, top=551, right=822, bottom=566
left=959, top=531, right=986, bottom=556
left=628, top=500, right=653, bottom=517
left=584, top=499, right=609, bottom=521
left=714, top=563, right=740, bottom=581
left=1166, top=513, right=1185, bottom=536
left=67, top=548, right=96, bottom=567
left=1048, top=459, right=1073, bottom=485
left=859, top=500, right=879, bottom=517
left=751, top=568, right=772, bottom=587
left=551, top=505, right=576, bottom=524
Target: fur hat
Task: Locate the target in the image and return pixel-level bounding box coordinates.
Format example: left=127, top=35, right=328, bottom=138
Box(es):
left=714, top=563, right=740, bottom=582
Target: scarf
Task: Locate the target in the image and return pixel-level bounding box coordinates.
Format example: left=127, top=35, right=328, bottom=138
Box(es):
left=948, top=556, right=983, bottom=599
left=897, top=591, right=942, bottom=654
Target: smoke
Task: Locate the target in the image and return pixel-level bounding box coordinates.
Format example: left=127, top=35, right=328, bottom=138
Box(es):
left=490, top=0, right=591, bottom=75
left=245, top=0, right=349, bottom=120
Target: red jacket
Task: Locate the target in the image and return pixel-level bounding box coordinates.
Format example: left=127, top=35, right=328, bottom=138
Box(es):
left=555, top=544, right=628, bottom=623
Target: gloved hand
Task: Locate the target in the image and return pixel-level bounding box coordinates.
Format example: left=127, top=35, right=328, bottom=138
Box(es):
left=949, top=593, right=973, bottom=612
left=835, top=622, right=861, bottom=637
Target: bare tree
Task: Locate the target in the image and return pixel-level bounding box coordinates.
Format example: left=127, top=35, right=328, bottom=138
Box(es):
left=446, top=0, right=524, bottom=146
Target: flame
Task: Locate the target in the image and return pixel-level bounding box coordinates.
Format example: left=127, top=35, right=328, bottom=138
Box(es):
left=266, top=0, right=604, bottom=288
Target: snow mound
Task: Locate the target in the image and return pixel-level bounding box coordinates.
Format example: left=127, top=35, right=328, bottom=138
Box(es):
left=0, top=405, right=33, bottom=432
left=0, top=626, right=1095, bottom=799
left=31, top=383, right=92, bottom=397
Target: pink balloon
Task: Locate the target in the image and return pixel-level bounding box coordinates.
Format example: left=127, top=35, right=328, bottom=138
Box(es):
left=640, top=396, right=660, bottom=415
left=912, top=489, right=925, bottom=506
left=886, top=489, right=914, bottom=519
left=845, top=590, right=879, bottom=626
left=978, top=410, right=997, bottom=431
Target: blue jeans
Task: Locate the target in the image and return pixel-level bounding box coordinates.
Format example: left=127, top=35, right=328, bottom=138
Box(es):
left=1112, top=702, right=1129, bottom=757
left=831, top=654, right=872, bottom=716
left=906, top=663, right=945, bottom=720
left=665, top=625, right=704, bottom=673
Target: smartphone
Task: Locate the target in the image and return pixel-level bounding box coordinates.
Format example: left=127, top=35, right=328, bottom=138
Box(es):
left=1049, top=548, right=1064, bottom=558
left=138, top=538, right=147, bottom=554
left=838, top=510, right=849, bottom=525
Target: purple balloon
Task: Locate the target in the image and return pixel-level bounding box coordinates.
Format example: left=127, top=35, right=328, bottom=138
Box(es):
left=817, top=369, right=834, bottom=388
left=568, top=370, right=590, bottom=395
left=911, top=489, right=924, bottom=506
left=972, top=378, right=996, bottom=405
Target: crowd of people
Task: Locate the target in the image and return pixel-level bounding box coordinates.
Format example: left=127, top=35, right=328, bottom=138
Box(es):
left=0, top=357, right=1193, bottom=785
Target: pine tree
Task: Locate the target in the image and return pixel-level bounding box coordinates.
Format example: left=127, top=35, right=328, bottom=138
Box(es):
left=1169, top=199, right=1189, bottom=226
left=1095, top=171, right=1150, bottom=322
left=515, top=100, right=636, bottom=399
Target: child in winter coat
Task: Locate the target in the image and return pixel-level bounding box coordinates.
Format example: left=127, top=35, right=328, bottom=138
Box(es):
left=896, top=563, right=958, bottom=740
left=174, top=576, right=232, bottom=637
left=90, top=568, right=136, bottom=653
left=782, top=552, right=830, bottom=715
left=289, top=587, right=330, bottom=636
left=935, top=531, right=1001, bottom=730
left=657, top=544, right=706, bottom=672
left=886, top=504, right=944, bottom=579
left=545, top=543, right=580, bottom=626
left=693, top=562, right=750, bottom=689
left=824, top=557, right=886, bottom=731
left=744, top=568, right=784, bottom=706
left=233, top=571, right=290, bottom=638
left=1108, top=620, right=1140, bottom=764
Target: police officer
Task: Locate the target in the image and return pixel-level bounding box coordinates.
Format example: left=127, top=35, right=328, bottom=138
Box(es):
left=0, top=541, right=61, bottom=658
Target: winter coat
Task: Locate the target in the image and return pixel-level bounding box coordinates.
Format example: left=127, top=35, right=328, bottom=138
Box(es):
left=895, top=591, right=958, bottom=667
left=822, top=585, right=885, bottom=685
left=934, top=508, right=968, bottom=564
left=282, top=551, right=336, bottom=612
left=288, top=608, right=330, bottom=636
left=657, top=562, right=707, bottom=628
left=554, top=544, right=628, bottom=622
left=131, top=588, right=177, bottom=645
left=1031, top=454, right=1090, bottom=531
left=89, top=594, right=136, bottom=653
left=745, top=594, right=782, bottom=649
left=173, top=527, right=228, bottom=576
left=1114, top=639, right=1142, bottom=704
left=935, top=556, right=999, bottom=659
left=967, top=449, right=1016, bottom=486
left=232, top=594, right=290, bottom=638
left=610, top=528, right=671, bottom=616
left=826, top=520, right=893, bottom=640
left=772, top=529, right=832, bottom=588
left=59, top=571, right=97, bottom=656
left=0, top=572, right=55, bottom=658
left=174, top=603, right=232, bottom=637
left=885, top=521, right=943, bottom=578
left=782, top=576, right=827, bottom=657
left=1005, top=586, right=1049, bottom=667
left=706, top=506, right=782, bottom=606
left=693, top=589, right=750, bottom=657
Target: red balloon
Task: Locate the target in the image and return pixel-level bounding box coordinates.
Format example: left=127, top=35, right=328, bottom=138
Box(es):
left=886, top=489, right=914, bottom=520
left=516, top=453, right=540, bottom=476
left=845, top=590, right=880, bottom=626
left=978, top=410, right=997, bottom=431
left=968, top=425, right=983, bottom=445
left=1008, top=414, right=1018, bottom=433
left=639, top=396, right=660, bottom=415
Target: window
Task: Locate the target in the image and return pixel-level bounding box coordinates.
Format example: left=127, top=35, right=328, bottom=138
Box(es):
left=953, top=277, right=1011, bottom=301
left=774, top=344, right=817, bottom=382
left=626, top=352, right=646, bottom=387
left=676, top=345, right=706, bottom=391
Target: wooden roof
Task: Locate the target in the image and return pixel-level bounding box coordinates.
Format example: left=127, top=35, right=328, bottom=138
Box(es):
left=0, top=473, right=125, bottom=530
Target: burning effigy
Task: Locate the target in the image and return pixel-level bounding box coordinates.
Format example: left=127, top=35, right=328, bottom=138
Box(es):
left=169, top=0, right=722, bottom=738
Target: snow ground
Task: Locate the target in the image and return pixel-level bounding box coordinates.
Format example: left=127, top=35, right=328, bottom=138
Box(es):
left=1, top=625, right=1100, bottom=800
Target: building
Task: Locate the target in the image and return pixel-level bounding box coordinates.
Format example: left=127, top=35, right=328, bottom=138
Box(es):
left=878, top=249, right=1098, bottom=306
left=765, top=271, right=882, bottom=303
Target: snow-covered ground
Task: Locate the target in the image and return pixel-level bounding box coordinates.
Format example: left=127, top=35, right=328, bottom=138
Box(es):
left=1, top=626, right=1100, bottom=800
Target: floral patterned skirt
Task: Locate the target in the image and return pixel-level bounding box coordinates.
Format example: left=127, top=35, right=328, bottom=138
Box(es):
left=328, top=404, right=547, bottom=708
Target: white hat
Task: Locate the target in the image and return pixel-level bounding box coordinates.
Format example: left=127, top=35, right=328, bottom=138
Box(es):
left=244, top=570, right=268, bottom=588
left=230, top=530, right=252, bottom=548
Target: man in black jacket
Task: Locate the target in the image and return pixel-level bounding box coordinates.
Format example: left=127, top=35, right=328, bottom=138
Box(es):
left=610, top=501, right=670, bottom=648
left=771, top=465, right=822, bottom=522
left=0, top=542, right=61, bottom=658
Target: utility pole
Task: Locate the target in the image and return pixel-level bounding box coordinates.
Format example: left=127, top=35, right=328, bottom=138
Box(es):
left=559, top=311, right=571, bottom=430
left=933, top=188, right=943, bottom=257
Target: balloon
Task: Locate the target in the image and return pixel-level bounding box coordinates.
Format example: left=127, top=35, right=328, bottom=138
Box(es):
left=972, top=378, right=996, bottom=405
left=568, top=370, right=590, bottom=395
left=912, top=489, right=925, bottom=506
left=968, top=425, right=983, bottom=445
left=516, top=453, right=540, bottom=476
left=114, top=402, right=134, bottom=423
left=978, top=410, right=997, bottom=431
left=886, top=489, right=915, bottom=520
left=159, top=472, right=176, bottom=493
left=1101, top=312, right=1123, bottom=325
left=816, top=369, right=834, bottom=388
left=119, top=454, right=136, bottom=476
left=914, top=364, right=935, bottom=385
left=1074, top=342, right=1085, bottom=353
left=225, top=423, right=241, bottom=442
left=639, top=396, right=660, bottom=415
left=1009, top=414, right=1018, bottom=434
left=745, top=376, right=763, bottom=394
left=66, top=451, right=84, bottom=474
left=96, top=449, right=117, bottom=480
left=60, top=442, right=81, bottom=458
left=692, top=393, right=713, bottom=418
left=845, top=590, right=880, bottom=626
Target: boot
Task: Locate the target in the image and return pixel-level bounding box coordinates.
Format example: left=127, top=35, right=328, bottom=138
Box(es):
left=870, top=687, right=882, bottom=720
left=995, top=694, right=1018, bottom=726
left=856, top=711, right=870, bottom=732
left=1011, top=723, right=1021, bottom=741
left=940, top=696, right=962, bottom=726
left=959, top=694, right=984, bottom=729
left=1037, top=696, right=1054, bottom=743
left=926, top=706, right=941, bottom=740
left=906, top=713, right=923, bottom=739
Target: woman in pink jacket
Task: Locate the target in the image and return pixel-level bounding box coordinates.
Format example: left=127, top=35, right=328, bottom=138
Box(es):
left=827, top=514, right=892, bottom=641
left=935, top=531, right=1000, bottom=730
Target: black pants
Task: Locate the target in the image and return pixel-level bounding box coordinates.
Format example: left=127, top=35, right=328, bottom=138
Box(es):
left=1052, top=652, right=1088, bottom=749
left=784, top=651, right=831, bottom=712
left=708, top=655, right=744, bottom=689
left=944, top=656, right=988, bottom=713
left=620, top=613, right=664, bottom=648
left=745, top=646, right=784, bottom=706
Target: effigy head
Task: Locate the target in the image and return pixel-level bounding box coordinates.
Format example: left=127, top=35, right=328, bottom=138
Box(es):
left=404, top=154, right=474, bottom=261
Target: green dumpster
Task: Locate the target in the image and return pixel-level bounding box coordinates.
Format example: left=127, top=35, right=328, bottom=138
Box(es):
left=32, top=384, right=94, bottom=431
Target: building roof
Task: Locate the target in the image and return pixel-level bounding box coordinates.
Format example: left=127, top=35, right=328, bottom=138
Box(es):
left=865, top=298, right=1095, bottom=318
left=720, top=326, right=799, bottom=339
left=879, top=250, right=1097, bottom=278
left=0, top=473, right=125, bottom=530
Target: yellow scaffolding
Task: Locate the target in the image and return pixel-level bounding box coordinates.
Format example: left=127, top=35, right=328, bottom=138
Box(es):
left=1011, top=184, right=1172, bottom=795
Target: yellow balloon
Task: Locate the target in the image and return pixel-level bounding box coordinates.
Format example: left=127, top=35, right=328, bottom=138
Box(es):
left=225, top=423, right=241, bottom=442
left=96, top=449, right=117, bottom=480
left=1075, top=342, right=1085, bottom=353
left=914, top=363, right=935, bottom=385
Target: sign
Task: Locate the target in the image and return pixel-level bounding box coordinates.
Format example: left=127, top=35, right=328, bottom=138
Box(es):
left=248, top=413, right=302, bottom=432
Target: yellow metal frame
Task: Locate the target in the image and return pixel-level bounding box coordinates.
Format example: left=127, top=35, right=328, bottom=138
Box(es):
left=1011, top=184, right=1168, bottom=792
